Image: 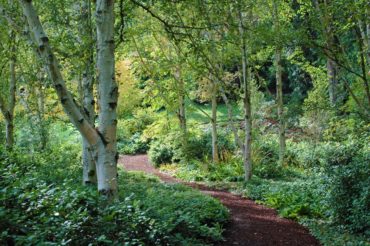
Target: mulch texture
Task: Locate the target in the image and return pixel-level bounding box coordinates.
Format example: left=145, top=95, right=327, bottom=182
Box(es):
left=119, top=155, right=320, bottom=246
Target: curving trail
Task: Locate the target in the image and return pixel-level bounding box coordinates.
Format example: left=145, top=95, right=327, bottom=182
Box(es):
left=119, top=155, right=320, bottom=246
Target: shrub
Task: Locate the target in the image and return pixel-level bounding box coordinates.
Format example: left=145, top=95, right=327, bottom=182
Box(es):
left=118, top=132, right=150, bottom=155
left=118, top=108, right=156, bottom=140
left=185, top=129, right=236, bottom=161
left=323, top=139, right=370, bottom=234
left=252, top=136, right=293, bottom=179
left=148, top=139, right=175, bottom=166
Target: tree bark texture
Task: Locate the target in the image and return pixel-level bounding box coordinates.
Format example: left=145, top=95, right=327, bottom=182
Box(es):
left=238, top=8, right=252, bottom=181
left=19, top=0, right=118, bottom=198
left=275, top=48, right=286, bottom=165
left=211, top=81, right=219, bottom=164
left=80, top=0, right=97, bottom=185
left=19, top=0, right=99, bottom=145
left=96, top=0, right=118, bottom=197
left=174, top=65, right=187, bottom=147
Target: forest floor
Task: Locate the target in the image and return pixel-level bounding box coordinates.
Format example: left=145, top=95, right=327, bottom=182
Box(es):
left=119, top=155, right=321, bottom=246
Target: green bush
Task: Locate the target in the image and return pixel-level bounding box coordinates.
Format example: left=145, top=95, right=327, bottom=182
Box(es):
left=148, top=139, right=175, bottom=166
left=118, top=108, right=156, bottom=139
left=323, top=139, right=370, bottom=234
left=149, top=128, right=236, bottom=166
left=175, top=129, right=236, bottom=162
left=118, top=132, right=150, bottom=155
left=252, top=136, right=297, bottom=179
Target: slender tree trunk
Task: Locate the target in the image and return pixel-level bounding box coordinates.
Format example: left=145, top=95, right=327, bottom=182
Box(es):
left=95, top=0, right=118, bottom=197
left=275, top=48, right=286, bottom=165
left=5, top=117, right=14, bottom=149
left=211, top=81, right=219, bottom=163
left=6, top=38, right=16, bottom=149
left=272, top=1, right=286, bottom=165
left=175, top=65, right=187, bottom=148
left=80, top=0, right=97, bottom=185
left=238, top=7, right=252, bottom=181
left=367, top=22, right=370, bottom=65
left=327, top=58, right=338, bottom=105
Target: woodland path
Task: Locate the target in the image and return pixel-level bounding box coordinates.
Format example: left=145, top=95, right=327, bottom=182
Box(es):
left=118, top=155, right=320, bottom=246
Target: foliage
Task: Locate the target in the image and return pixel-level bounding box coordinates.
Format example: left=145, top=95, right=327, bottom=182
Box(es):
left=0, top=147, right=228, bottom=245
left=0, top=147, right=229, bottom=245
left=188, top=128, right=236, bottom=162
left=120, top=172, right=229, bottom=245
left=116, top=60, right=142, bottom=118
left=323, top=138, right=370, bottom=234
left=118, top=132, right=150, bottom=155
left=117, top=108, right=156, bottom=140
left=148, top=139, right=175, bottom=166
left=149, top=129, right=236, bottom=166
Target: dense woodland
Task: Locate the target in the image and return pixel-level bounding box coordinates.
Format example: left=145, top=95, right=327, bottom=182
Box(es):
left=0, top=0, right=369, bottom=245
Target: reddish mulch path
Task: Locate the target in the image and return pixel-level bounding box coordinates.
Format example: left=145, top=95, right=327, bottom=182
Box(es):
left=119, top=155, right=320, bottom=246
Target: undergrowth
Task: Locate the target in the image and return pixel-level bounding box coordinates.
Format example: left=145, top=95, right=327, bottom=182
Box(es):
left=0, top=145, right=229, bottom=245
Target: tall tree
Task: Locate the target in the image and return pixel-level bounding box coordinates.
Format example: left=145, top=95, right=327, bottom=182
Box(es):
left=11, top=0, right=118, bottom=197
left=272, top=0, right=286, bottom=165
left=77, top=0, right=97, bottom=185
left=238, top=5, right=253, bottom=181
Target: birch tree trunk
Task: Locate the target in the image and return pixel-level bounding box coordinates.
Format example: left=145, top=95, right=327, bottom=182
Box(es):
left=174, top=65, right=187, bottom=148
left=273, top=0, right=286, bottom=166
left=79, top=0, right=97, bottom=185
left=19, top=0, right=99, bottom=144
left=211, top=81, right=219, bottom=163
left=19, top=0, right=118, bottom=198
left=275, top=48, right=286, bottom=165
left=6, top=38, right=16, bottom=149
left=327, top=58, right=338, bottom=106
left=238, top=8, right=252, bottom=181
left=95, top=0, right=118, bottom=197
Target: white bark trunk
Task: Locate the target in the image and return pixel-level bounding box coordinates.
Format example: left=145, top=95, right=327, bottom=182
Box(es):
left=275, top=48, right=286, bottom=165
left=327, top=58, right=337, bottom=105
left=273, top=0, right=286, bottom=166
left=18, top=0, right=119, bottom=198
left=211, top=81, right=219, bottom=163
left=238, top=9, right=252, bottom=181
left=96, top=0, right=118, bottom=197
left=80, top=0, right=97, bottom=185
left=174, top=66, right=187, bottom=146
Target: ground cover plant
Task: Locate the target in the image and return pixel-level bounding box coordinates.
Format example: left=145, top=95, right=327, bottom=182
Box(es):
left=0, top=145, right=229, bottom=245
